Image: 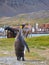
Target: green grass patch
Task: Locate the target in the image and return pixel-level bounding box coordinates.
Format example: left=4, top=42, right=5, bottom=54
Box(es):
left=25, top=36, right=49, bottom=49
left=0, top=38, right=15, bottom=50
left=0, top=36, right=49, bottom=50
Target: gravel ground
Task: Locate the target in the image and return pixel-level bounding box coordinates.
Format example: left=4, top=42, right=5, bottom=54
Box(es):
left=0, top=57, right=49, bottom=65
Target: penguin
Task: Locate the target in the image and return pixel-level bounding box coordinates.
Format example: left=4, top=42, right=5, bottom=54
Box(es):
left=14, top=29, right=30, bottom=61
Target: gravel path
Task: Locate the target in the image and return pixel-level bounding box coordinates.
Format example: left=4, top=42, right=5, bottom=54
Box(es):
left=0, top=57, right=48, bottom=65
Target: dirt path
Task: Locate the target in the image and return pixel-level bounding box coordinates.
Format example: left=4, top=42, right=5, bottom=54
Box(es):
left=0, top=57, right=48, bottom=65
left=0, top=48, right=49, bottom=65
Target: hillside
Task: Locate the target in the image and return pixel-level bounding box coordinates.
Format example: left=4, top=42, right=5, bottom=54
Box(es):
left=0, top=10, right=49, bottom=26
left=0, top=0, right=49, bottom=17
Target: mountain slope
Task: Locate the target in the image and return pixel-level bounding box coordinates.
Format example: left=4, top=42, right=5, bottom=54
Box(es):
left=0, top=0, right=49, bottom=17
left=0, top=4, right=17, bottom=17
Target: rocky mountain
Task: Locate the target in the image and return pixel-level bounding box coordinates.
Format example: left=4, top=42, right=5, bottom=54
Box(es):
left=0, top=0, right=49, bottom=17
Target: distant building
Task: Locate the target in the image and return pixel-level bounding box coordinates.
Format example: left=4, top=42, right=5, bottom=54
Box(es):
left=39, top=23, right=49, bottom=33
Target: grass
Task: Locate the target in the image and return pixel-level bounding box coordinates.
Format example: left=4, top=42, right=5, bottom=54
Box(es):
left=0, top=38, right=14, bottom=50
left=25, top=51, right=46, bottom=60
left=26, top=36, right=49, bottom=49
left=0, top=36, right=49, bottom=60
left=0, top=36, right=49, bottom=50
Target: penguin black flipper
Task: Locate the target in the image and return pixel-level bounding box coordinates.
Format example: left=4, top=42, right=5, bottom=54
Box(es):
left=19, top=36, right=30, bottom=52
left=22, top=39, right=30, bottom=52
